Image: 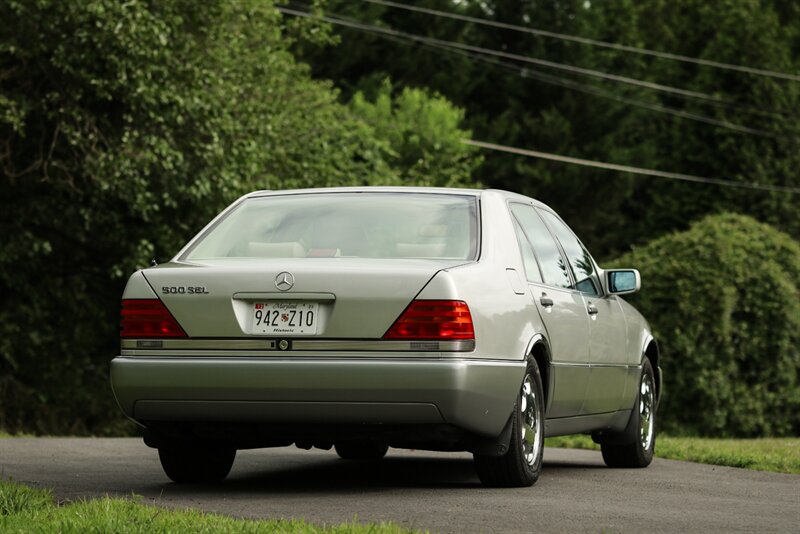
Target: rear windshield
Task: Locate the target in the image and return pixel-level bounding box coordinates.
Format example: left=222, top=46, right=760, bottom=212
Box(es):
left=181, top=193, right=479, bottom=260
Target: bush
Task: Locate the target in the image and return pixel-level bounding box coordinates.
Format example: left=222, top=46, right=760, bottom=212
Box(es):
left=612, top=214, right=800, bottom=437
left=0, top=1, right=478, bottom=434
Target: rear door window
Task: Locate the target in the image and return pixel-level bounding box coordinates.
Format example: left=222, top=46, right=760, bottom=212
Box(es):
left=538, top=210, right=601, bottom=296
left=510, top=203, right=571, bottom=289
left=511, top=217, right=543, bottom=283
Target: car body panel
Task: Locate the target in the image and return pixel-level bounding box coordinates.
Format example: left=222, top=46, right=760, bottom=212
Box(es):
left=529, top=283, right=591, bottom=418
left=142, top=258, right=466, bottom=339
left=122, top=270, right=158, bottom=299
left=582, top=294, right=630, bottom=414
left=110, top=186, right=660, bottom=452
left=111, top=356, right=524, bottom=437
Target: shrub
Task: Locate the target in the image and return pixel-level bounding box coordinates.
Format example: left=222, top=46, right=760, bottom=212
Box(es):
left=0, top=1, right=478, bottom=434
left=612, top=213, right=800, bottom=437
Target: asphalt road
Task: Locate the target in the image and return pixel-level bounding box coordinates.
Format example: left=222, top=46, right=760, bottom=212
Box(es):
left=1, top=438, right=798, bottom=533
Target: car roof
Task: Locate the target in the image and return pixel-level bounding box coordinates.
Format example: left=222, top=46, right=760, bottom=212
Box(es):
left=245, top=186, right=552, bottom=210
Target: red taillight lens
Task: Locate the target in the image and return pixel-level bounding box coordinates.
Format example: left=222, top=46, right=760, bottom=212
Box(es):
left=120, top=299, right=187, bottom=338
left=384, top=300, right=474, bottom=340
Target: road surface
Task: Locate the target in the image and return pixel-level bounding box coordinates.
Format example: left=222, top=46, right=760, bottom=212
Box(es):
left=1, top=438, right=798, bottom=532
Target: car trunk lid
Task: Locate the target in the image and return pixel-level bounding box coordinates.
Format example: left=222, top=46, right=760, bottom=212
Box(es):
left=141, top=258, right=468, bottom=338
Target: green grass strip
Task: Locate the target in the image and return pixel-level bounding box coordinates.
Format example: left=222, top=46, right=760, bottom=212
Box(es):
left=545, top=435, right=800, bottom=474
left=0, top=430, right=35, bottom=438
left=0, top=480, right=419, bottom=534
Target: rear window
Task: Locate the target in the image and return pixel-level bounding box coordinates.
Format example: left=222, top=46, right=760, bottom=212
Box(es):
left=182, top=193, right=479, bottom=260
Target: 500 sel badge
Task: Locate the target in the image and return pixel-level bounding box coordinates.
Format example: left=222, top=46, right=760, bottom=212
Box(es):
left=161, top=286, right=209, bottom=294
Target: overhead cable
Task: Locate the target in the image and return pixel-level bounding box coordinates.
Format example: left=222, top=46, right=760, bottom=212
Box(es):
left=463, top=139, right=800, bottom=194
left=411, top=38, right=778, bottom=138
left=278, top=5, right=793, bottom=120
left=363, top=0, right=800, bottom=83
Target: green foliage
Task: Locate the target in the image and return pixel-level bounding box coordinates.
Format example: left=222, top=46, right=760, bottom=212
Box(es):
left=0, top=0, right=478, bottom=434
left=0, top=480, right=52, bottom=517
left=612, top=214, right=800, bottom=437
left=350, top=80, right=482, bottom=187
left=301, top=0, right=800, bottom=257
left=0, top=479, right=418, bottom=533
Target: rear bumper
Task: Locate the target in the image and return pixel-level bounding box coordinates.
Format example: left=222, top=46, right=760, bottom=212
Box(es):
left=110, top=356, right=524, bottom=437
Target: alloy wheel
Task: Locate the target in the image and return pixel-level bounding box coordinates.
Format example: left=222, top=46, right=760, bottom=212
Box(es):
left=520, top=373, right=542, bottom=466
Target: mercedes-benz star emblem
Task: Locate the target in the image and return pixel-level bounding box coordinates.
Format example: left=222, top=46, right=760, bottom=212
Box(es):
left=275, top=271, right=295, bottom=291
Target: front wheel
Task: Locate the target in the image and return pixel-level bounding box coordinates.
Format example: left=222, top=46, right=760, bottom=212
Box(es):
left=474, top=359, right=545, bottom=487
left=158, top=446, right=236, bottom=483
left=601, top=358, right=656, bottom=468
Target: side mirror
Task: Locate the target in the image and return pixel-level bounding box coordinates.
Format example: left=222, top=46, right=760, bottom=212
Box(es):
left=606, top=269, right=641, bottom=295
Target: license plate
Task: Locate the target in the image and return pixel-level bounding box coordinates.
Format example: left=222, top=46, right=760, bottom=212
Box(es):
left=251, top=302, right=318, bottom=335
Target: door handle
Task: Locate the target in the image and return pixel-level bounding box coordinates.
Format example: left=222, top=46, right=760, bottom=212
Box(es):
left=540, top=294, right=554, bottom=307
left=587, top=303, right=599, bottom=315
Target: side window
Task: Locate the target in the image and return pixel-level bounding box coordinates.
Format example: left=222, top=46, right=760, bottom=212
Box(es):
left=511, top=217, right=542, bottom=283
left=510, top=203, right=571, bottom=289
left=539, top=210, right=601, bottom=296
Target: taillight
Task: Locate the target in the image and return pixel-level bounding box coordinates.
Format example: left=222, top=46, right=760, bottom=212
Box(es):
left=120, top=299, right=187, bottom=338
left=384, top=300, right=474, bottom=340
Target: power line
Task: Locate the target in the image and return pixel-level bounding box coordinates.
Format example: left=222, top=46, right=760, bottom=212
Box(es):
left=278, top=5, right=798, bottom=194
left=409, top=37, right=778, bottom=138
left=279, top=6, right=718, bottom=103
left=363, top=0, right=800, bottom=83
left=463, top=139, right=800, bottom=194
left=279, top=5, right=794, bottom=122
left=359, top=25, right=777, bottom=137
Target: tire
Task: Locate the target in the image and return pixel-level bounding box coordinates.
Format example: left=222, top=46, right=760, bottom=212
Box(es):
left=158, top=446, right=236, bottom=483
left=601, top=358, right=656, bottom=468
left=334, top=441, right=389, bottom=460
left=474, top=359, right=545, bottom=487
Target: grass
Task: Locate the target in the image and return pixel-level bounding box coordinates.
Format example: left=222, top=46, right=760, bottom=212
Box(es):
left=0, top=480, right=419, bottom=534
left=545, top=435, right=800, bottom=474
left=0, top=432, right=32, bottom=439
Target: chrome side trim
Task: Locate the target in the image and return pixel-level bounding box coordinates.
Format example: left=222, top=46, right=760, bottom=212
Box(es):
left=232, top=292, right=336, bottom=301
left=121, top=339, right=475, bottom=352
left=544, top=410, right=630, bottom=437
left=551, top=361, right=640, bottom=369
left=292, top=340, right=475, bottom=352
left=122, top=339, right=276, bottom=350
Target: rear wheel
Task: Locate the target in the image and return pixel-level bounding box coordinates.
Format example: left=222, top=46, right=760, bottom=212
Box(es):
left=158, top=446, right=236, bottom=483
left=334, top=441, right=389, bottom=460
left=601, top=358, right=656, bottom=468
left=474, top=360, right=544, bottom=487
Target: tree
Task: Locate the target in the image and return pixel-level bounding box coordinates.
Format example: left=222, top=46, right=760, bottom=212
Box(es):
left=0, top=0, right=478, bottom=434
left=300, top=0, right=800, bottom=258
left=350, top=80, right=482, bottom=187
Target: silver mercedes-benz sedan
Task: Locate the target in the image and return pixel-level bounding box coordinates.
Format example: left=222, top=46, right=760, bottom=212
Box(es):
left=111, top=187, right=661, bottom=487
